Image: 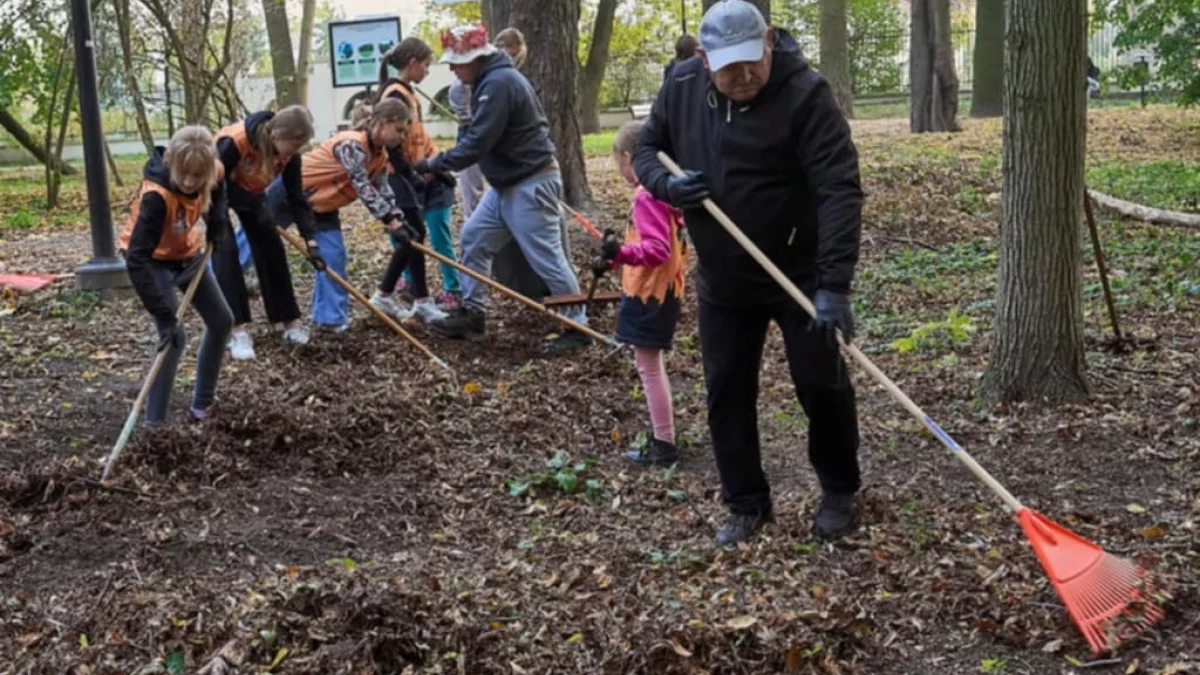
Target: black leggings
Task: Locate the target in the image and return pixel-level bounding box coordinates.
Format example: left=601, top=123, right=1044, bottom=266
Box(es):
left=212, top=201, right=301, bottom=325
left=379, top=206, right=428, bottom=297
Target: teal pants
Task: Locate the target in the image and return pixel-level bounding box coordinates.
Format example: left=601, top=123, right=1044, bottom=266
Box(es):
left=401, top=206, right=460, bottom=294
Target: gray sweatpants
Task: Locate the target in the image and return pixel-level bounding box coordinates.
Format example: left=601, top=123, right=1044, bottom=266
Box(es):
left=459, top=170, right=586, bottom=324
left=146, top=260, right=233, bottom=424
left=458, top=163, right=486, bottom=219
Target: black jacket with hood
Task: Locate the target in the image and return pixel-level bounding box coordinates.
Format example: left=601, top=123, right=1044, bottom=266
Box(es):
left=634, top=29, right=863, bottom=307
left=217, top=110, right=316, bottom=239
left=428, top=51, right=557, bottom=188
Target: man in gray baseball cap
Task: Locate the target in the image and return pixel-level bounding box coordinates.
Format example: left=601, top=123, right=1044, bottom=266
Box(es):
left=635, top=0, right=865, bottom=545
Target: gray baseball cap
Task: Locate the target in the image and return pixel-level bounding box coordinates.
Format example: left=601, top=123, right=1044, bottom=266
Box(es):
left=700, top=0, right=769, bottom=72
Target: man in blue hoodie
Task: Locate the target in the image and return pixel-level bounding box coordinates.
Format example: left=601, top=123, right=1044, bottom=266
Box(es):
left=417, top=24, right=590, bottom=354
left=634, top=0, right=865, bottom=545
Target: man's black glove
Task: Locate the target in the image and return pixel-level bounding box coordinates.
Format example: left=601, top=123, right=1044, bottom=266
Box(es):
left=157, top=320, right=186, bottom=352
left=433, top=170, right=457, bottom=188
left=809, top=289, right=855, bottom=346
left=305, top=239, right=326, bottom=271
left=665, top=170, right=709, bottom=209
left=598, top=229, right=622, bottom=261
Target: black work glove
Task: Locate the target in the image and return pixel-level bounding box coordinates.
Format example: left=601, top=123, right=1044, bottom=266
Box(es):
left=433, top=170, right=457, bottom=188
left=809, top=289, right=855, bottom=346
left=598, top=228, right=622, bottom=261
left=207, top=219, right=230, bottom=248
left=590, top=256, right=612, bottom=276
left=157, top=320, right=186, bottom=352
left=665, top=170, right=710, bottom=209
left=386, top=214, right=418, bottom=248
left=412, top=158, right=433, bottom=176
left=305, top=239, right=326, bottom=271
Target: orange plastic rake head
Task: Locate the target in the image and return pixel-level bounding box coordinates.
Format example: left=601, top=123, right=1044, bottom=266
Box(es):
left=1018, top=508, right=1165, bottom=654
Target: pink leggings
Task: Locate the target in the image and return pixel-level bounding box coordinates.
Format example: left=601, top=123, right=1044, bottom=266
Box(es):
left=634, top=346, right=675, bottom=444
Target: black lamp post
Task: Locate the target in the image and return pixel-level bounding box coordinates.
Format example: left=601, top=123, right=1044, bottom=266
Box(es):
left=71, top=0, right=129, bottom=290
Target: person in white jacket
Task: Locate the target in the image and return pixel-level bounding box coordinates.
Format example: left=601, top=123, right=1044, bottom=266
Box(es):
left=448, top=77, right=486, bottom=218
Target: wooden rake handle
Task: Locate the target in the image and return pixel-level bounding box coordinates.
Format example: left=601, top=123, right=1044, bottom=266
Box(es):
left=276, top=227, right=451, bottom=372
left=102, top=245, right=215, bottom=482
left=657, top=152, right=1024, bottom=513
left=410, top=242, right=619, bottom=348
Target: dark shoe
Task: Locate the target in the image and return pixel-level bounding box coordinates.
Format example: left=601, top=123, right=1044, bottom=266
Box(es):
left=432, top=308, right=486, bottom=341
left=814, top=492, right=856, bottom=540
left=623, top=437, right=680, bottom=467
left=540, top=329, right=593, bottom=355
left=716, top=508, right=774, bottom=546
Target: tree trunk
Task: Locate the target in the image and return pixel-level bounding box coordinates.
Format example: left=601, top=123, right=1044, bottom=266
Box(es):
left=981, top=0, right=1089, bottom=405
left=702, top=0, right=769, bottom=22
left=508, top=0, right=592, bottom=208
left=909, top=0, right=959, bottom=132
left=115, top=0, right=157, bottom=154
left=164, top=50, right=175, bottom=135
left=104, top=136, right=123, bottom=187
left=579, top=0, right=618, bottom=134
left=48, top=69, right=77, bottom=209
left=296, top=0, right=316, bottom=105
left=819, top=0, right=853, bottom=117
left=0, top=109, right=76, bottom=174
left=970, top=0, right=1004, bottom=117
left=484, top=0, right=512, bottom=35
left=262, top=0, right=297, bottom=107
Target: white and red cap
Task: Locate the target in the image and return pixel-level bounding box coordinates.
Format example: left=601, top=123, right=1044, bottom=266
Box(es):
left=440, top=24, right=498, bottom=65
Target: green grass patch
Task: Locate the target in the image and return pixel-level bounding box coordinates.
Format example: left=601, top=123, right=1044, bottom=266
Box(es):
left=582, top=130, right=617, bottom=157
left=1086, top=160, right=1200, bottom=212
left=1099, top=221, right=1200, bottom=309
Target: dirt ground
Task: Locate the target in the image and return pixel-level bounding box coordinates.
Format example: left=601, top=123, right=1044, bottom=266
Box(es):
left=1, top=107, right=1198, bottom=674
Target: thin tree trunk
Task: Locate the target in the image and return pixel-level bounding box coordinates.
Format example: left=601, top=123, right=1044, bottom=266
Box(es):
left=49, top=69, right=77, bottom=209
left=509, top=0, right=592, bottom=208
left=819, top=0, right=853, bottom=117
left=115, top=0, right=156, bottom=154
left=104, top=136, right=123, bottom=186
left=909, top=0, right=958, bottom=132
left=164, top=50, right=175, bottom=135
left=930, top=0, right=959, bottom=130
left=0, top=109, right=76, bottom=175
left=262, top=0, right=297, bottom=106
left=981, top=0, right=1089, bottom=405
left=702, top=0, right=769, bottom=22
left=44, top=38, right=71, bottom=209
left=579, top=0, right=618, bottom=134
left=970, top=0, right=1004, bottom=117
left=296, top=0, right=316, bottom=105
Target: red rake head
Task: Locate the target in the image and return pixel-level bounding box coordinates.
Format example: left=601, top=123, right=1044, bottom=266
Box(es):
left=1017, top=508, right=1165, bottom=654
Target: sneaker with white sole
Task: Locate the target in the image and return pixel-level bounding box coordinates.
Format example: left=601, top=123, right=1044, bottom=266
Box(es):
left=282, top=325, right=310, bottom=345
left=370, top=291, right=414, bottom=319
left=412, top=297, right=448, bottom=324
left=229, top=331, right=256, bottom=360
left=317, top=321, right=351, bottom=334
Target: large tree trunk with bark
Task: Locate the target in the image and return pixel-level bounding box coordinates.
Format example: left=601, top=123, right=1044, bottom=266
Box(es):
left=0, top=109, right=76, bottom=175
left=909, top=0, right=959, bottom=132
left=819, top=0, right=853, bottom=117
left=970, top=0, right=1004, bottom=117
left=296, top=0, right=316, bottom=105
left=981, top=0, right=1089, bottom=405
left=508, top=0, right=592, bottom=207
left=114, top=0, right=156, bottom=154
left=261, top=0, right=297, bottom=107
left=702, top=0, right=769, bottom=22
left=579, top=0, right=618, bottom=134
left=483, top=0, right=511, bottom=35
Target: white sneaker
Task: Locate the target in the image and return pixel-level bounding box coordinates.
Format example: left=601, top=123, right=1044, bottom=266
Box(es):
left=229, top=331, right=256, bottom=360
left=282, top=325, right=310, bottom=345
left=412, top=297, right=448, bottom=324
left=370, top=291, right=414, bottom=319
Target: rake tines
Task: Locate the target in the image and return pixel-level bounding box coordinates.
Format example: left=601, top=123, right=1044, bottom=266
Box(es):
left=1018, top=509, right=1165, bottom=654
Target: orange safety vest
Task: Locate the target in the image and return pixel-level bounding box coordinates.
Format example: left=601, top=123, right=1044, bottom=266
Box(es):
left=380, top=81, right=438, bottom=167
left=302, top=131, right=391, bottom=214
left=216, top=121, right=292, bottom=196
left=119, top=162, right=224, bottom=261
left=621, top=188, right=688, bottom=305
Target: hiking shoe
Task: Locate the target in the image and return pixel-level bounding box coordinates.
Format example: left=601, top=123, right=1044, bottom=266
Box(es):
left=540, top=329, right=593, bottom=355
left=716, top=509, right=774, bottom=547
left=436, top=291, right=463, bottom=312
left=814, top=492, right=857, bottom=540
left=370, top=291, right=414, bottom=319
left=624, top=437, right=680, bottom=467
left=282, top=325, right=310, bottom=345
left=412, top=297, right=449, bottom=324
left=228, top=331, right=256, bottom=360
left=432, top=308, right=486, bottom=341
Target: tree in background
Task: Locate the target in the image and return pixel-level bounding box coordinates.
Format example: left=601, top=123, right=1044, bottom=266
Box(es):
left=774, top=0, right=906, bottom=96
left=982, top=0, right=1089, bottom=404
left=970, top=0, right=1003, bottom=117
left=909, top=0, right=959, bottom=132
left=579, top=0, right=619, bottom=133
left=262, top=0, right=298, bottom=105
left=819, top=0, right=853, bottom=115
left=1095, top=0, right=1200, bottom=104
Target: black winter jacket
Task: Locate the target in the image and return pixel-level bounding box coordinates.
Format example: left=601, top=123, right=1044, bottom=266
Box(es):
left=634, top=29, right=863, bottom=306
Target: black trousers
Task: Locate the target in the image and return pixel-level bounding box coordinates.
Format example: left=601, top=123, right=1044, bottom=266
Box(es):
left=212, top=201, right=301, bottom=325
left=698, top=297, right=861, bottom=515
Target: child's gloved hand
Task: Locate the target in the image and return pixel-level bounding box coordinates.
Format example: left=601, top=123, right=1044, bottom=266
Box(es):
left=589, top=256, right=612, bottom=276
left=598, top=229, right=623, bottom=261
left=305, top=239, right=326, bottom=271
left=157, top=321, right=186, bottom=352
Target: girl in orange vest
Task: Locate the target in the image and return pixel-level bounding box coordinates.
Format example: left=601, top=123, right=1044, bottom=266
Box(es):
left=119, top=126, right=234, bottom=425
left=375, top=37, right=460, bottom=322
left=214, top=105, right=317, bottom=360
left=267, top=98, right=417, bottom=332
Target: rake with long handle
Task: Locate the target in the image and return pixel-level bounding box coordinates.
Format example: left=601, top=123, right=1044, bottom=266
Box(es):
left=409, top=242, right=619, bottom=348
left=658, top=152, right=1164, bottom=653
left=276, top=227, right=451, bottom=372
left=101, top=246, right=215, bottom=482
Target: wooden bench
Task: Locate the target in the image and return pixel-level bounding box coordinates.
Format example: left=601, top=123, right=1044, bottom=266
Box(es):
left=629, top=103, right=653, bottom=119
